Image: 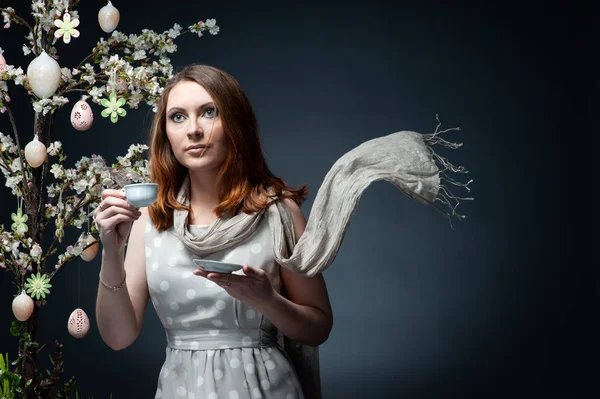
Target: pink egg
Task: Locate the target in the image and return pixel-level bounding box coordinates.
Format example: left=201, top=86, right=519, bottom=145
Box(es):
left=67, top=308, right=90, bottom=338
left=70, top=99, right=94, bottom=131
left=0, top=53, right=6, bottom=73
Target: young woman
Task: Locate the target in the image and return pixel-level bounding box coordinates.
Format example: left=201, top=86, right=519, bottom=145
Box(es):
left=95, top=64, right=333, bottom=399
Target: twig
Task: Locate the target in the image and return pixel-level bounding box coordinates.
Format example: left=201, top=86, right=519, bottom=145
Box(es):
left=75, top=53, right=94, bottom=71
left=0, top=153, right=13, bottom=174
left=41, top=194, right=88, bottom=271
left=36, top=112, right=55, bottom=239
left=0, top=8, right=36, bottom=55
left=5, top=104, right=29, bottom=199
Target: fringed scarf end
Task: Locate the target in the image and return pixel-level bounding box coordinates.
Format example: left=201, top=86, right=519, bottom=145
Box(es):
left=423, top=115, right=474, bottom=228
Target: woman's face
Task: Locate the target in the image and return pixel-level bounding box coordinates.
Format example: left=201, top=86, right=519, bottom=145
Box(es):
left=165, top=80, right=227, bottom=174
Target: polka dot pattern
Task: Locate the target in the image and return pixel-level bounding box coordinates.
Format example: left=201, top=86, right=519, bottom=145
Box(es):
left=214, top=369, right=223, bottom=380
left=260, top=379, right=270, bottom=390
left=265, top=360, right=275, bottom=370
left=145, top=212, right=302, bottom=398
left=181, top=271, right=193, bottom=279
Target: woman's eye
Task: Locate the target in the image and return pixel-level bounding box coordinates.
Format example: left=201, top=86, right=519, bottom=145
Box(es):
left=203, top=107, right=217, bottom=118
left=170, top=113, right=185, bottom=122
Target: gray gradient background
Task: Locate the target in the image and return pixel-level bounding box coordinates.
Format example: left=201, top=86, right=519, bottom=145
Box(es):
left=0, top=0, right=595, bottom=398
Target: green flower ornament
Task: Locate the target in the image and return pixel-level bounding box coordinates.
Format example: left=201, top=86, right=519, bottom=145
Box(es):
left=25, top=272, right=52, bottom=301
left=101, top=91, right=127, bottom=123
left=53, top=12, right=80, bottom=44
left=11, top=208, right=28, bottom=235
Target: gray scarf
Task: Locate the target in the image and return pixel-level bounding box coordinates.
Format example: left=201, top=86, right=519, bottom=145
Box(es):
left=173, top=130, right=472, bottom=277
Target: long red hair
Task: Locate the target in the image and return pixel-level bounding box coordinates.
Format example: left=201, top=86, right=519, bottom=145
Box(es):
left=148, top=64, right=308, bottom=231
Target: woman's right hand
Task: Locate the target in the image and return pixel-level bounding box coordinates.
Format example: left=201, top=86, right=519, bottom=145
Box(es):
left=94, top=189, right=142, bottom=254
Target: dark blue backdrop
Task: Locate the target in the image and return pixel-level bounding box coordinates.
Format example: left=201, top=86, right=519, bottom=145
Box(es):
left=0, top=1, right=595, bottom=398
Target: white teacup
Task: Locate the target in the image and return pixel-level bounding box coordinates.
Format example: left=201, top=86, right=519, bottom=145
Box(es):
left=124, top=183, right=158, bottom=208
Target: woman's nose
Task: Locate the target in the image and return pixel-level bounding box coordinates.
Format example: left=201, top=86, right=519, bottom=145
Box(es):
left=187, top=118, right=203, bottom=138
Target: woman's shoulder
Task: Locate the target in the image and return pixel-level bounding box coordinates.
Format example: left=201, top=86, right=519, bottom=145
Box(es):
left=276, top=197, right=306, bottom=233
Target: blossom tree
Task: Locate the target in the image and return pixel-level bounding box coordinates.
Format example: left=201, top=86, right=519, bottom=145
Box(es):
left=0, top=1, right=219, bottom=397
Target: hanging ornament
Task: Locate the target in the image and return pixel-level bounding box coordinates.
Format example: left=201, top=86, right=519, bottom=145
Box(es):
left=0, top=51, right=7, bottom=73
left=101, top=91, right=127, bottom=123
left=24, top=134, right=47, bottom=168
left=53, top=11, right=80, bottom=44
left=11, top=207, right=28, bottom=235
left=26, top=50, right=61, bottom=99
left=80, top=236, right=100, bottom=262
left=70, top=97, right=94, bottom=131
left=12, top=290, right=34, bottom=321
left=98, top=1, right=120, bottom=33
left=67, top=308, right=90, bottom=338
left=25, top=272, right=52, bottom=301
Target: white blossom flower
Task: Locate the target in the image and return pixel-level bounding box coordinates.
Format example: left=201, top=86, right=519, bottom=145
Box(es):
left=50, top=163, right=64, bottom=178
left=30, top=243, right=42, bottom=261
left=47, top=141, right=62, bottom=156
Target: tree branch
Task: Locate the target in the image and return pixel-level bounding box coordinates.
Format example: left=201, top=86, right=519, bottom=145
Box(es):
left=5, top=104, right=30, bottom=199
left=0, top=9, right=35, bottom=54
left=36, top=112, right=55, bottom=242
left=41, top=194, right=88, bottom=271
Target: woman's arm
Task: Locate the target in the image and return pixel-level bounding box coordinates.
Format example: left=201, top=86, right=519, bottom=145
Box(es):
left=199, top=199, right=334, bottom=346
left=256, top=199, right=333, bottom=346
left=95, top=193, right=150, bottom=351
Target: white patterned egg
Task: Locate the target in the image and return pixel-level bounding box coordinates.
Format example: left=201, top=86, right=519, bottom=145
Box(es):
left=70, top=99, right=94, bottom=131
left=67, top=308, right=90, bottom=338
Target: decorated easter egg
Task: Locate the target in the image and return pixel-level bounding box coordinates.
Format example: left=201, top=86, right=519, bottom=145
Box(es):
left=70, top=99, right=94, bottom=131
left=98, top=1, right=120, bottom=33
left=12, top=291, right=34, bottom=321
left=26, top=50, right=61, bottom=99
left=24, top=135, right=47, bottom=168
left=67, top=308, right=90, bottom=338
left=80, top=236, right=99, bottom=262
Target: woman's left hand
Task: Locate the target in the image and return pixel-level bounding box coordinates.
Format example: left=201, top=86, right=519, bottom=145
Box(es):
left=194, top=265, right=276, bottom=306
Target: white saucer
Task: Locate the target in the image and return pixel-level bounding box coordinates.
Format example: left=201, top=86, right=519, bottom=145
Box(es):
left=192, top=259, right=243, bottom=274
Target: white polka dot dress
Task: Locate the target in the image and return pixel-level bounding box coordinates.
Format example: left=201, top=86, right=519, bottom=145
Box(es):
left=145, top=217, right=304, bottom=399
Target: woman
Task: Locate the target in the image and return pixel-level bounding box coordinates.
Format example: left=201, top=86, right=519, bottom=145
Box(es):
left=95, top=64, right=333, bottom=399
